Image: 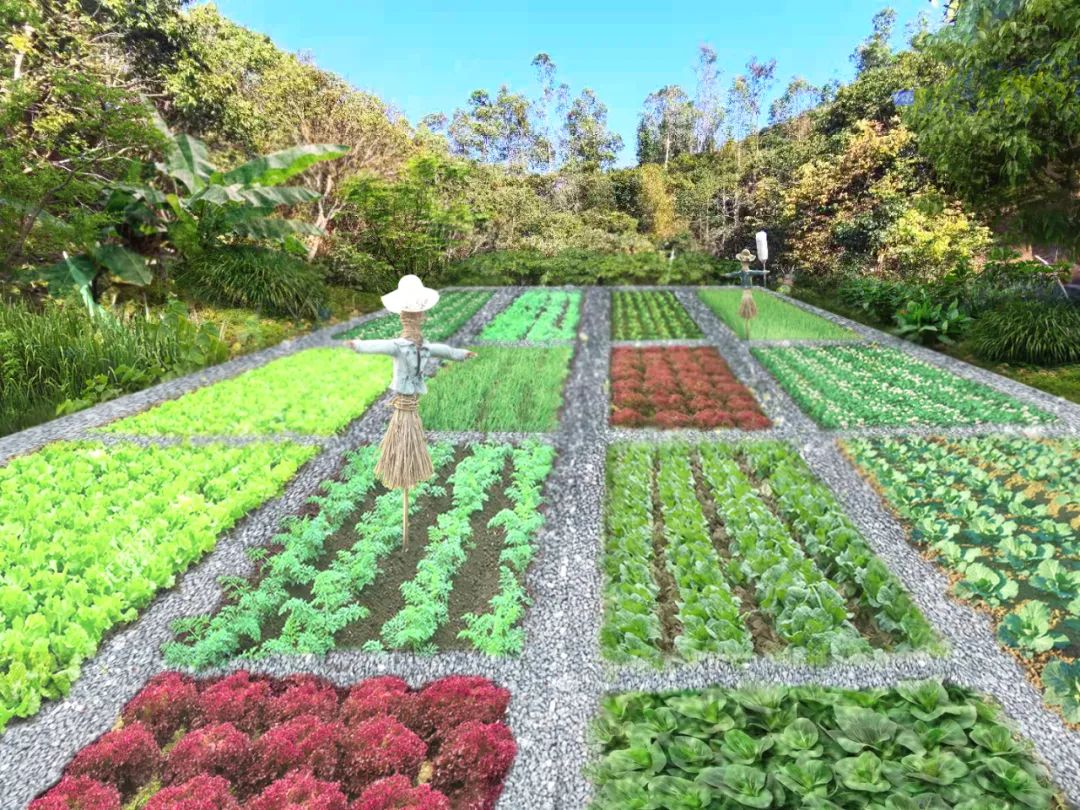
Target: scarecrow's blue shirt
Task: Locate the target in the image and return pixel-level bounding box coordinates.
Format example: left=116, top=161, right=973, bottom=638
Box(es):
left=348, top=337, right=469, bottom=395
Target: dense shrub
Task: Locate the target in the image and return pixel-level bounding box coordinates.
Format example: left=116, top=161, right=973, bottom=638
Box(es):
left=431, top=721, right=515, bottom=795
left=340, top=677, right=410, bottom=726
left=176, top=246, right=328, bottom=320
left=29, top=776, right=122, bottom=810
left=337, top=715, right=426, bottom=795
left=67, top=723, right=161, bottom=797
left=144, top=775, right=239, bottom=810
left=196, top=671, right=272, bottom=734
left=352, top=776, right=450, bottom=810
left=122, top=673, right=199, bottom=744
left=165, top=723, right=251, bottom=786
left=401, top=677, right=510, bottom=743
left=442, top=249, right=735, bottom=286
left=250, top=714, right=341, bottom=786
left=246, top=769, right=348, bottom=810
left=267, top=675, right=340, bottom=724
left=969, top=300, right=1080, bottom=366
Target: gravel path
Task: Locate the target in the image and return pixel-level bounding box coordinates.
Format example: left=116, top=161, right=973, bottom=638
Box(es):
left=2, top=285, right=1079, bottom=809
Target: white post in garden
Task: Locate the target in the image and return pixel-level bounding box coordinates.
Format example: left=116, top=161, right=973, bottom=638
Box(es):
left=756, top=231, right=769, bottom=285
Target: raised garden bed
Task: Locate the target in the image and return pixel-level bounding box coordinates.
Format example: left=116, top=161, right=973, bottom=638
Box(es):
left=102, top=348, right=391, bottom=436
left=753, top=344, right=1051, bottom=428
left=335, top=290, right=493, bottom=341
left=610, top=346, right=770, bottom=430
left=611, top=290, right=702, bottom=340
left=165, top=441, right=556, bottom=668
left=591, top=681, right=1063, bottom=809
left=699, top=288, right=857, bottom=340
left=477, top=290, right=580, bottom=342
left=600, top=441, right=937, bottom=665
left=420, top=346, right=573, bottom=432
left=844, top=435, right=1080, bottom=724
left=0, top=441, right=316, bottom=734
left=30, top=670, right=515, bottom=810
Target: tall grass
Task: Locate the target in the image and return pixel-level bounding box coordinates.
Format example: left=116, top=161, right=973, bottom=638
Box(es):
left=699, top=289, right=856, bottom=340
left=0, top=300, right=227, bottom=437
left=420, top=346, right=573, bottom=431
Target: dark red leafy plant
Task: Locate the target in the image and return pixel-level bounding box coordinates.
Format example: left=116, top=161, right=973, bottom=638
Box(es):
left=610, top=347, right=770, bottom=430
left=338, top=715, right=426, bottom=796
left=121, top=672, right=199, bottom=744
left=29, top=776, right=122, bottom=810
left=66, top=723, right=161, bottom=797
left=144, top=774, right=239, bottom=810
left=195, top=670, right=271, bottom=734
left=165, top=723, right=251, bottom=786
left=340, top=676, right=410, bottom=726
left=268, top=675, right=340, bottom=724
left=401, top=676, right=510, bottom=743
left=250, top=714, right=341, bottom=786
left=352, top=776, right=450, bottom=810
left=246, top=769, right=348, bottom=810
left=431, top=721, right=515, bottom=806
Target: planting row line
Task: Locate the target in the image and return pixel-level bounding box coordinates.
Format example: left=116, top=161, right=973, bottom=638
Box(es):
left=844, top=434, right=1080, bottom=724
left=335, top=290, right=493, bottom=342
left=165, top=440, right=556, bottom=670
left=611, top=290, right=702, bottom=340
left=477, top=289, right=581, bottom=342
left=601, top=441, right=937, bottom=666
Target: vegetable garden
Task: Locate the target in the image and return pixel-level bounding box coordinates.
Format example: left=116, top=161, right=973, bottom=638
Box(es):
left=2, top=285, right=1079, bottom=809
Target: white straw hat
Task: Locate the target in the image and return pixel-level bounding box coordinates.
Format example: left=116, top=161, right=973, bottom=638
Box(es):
left=381, top=275, right=440, bottom=313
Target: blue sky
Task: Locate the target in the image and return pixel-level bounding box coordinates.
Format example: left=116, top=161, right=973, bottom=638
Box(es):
left=210, top=0, right=938, bottom=166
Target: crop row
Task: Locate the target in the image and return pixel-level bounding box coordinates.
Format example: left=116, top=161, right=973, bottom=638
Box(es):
left=753, top=344, right=1051, bottom=429
left=478, top=289, right=581, bottom=341
left=103, top=348, right=391, bottom=437
left=31, top=670, right=515, bottom=810
left=592, top=680, right=1061, bottom=809
left=165, top=440, right=555, bottom=669
left=845, top=435, right=1080, bottom=724
left=699, top=288, right=856, bottom=341
left=611, top=290, right=702, bottom=340
left=420, top=345, right=572, bottom=432
left=610, top=347, right=771, bottom=430
left=600, top=441, right=936, bottom=666
left=335, top=289, right=493, bottom=341
left=0, top=441, right=316, bottom=734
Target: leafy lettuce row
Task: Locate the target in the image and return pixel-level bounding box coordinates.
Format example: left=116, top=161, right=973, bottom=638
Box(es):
left=1, top=440, right=316, bottom=732
left=656, top=446, right=753, bottom=662
left=698, top=444, right=872, bottom=664
left=478, top=289, right=581, bottom=341
left=740, top=442, right=939, bottom=654
left=611, top=290, right=702, bottom=340
left=381, top=443, right=509, bottom=652
left=162, top=444, right=451, bottom=668
left=335, top=289, right=493, bottom=341
left=458, top=441, right=557, bottom=656
left=600, top=444, right=665, bottom=665
left=591, top=680, right=1062, bottom=809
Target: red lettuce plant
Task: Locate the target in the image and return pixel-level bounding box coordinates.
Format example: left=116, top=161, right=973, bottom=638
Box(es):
left=165, top=723, right=251, bottom=786
left=195, top=671, right=271, bottom=735
left=352, top=775, right=450, bottom=810
left=29, top=776, right=122, bottom=810
left=250, top=714, right=341, bottom=787
left=337, top=715, right=426, bottom=795
left=121, top=673, right=199, bottom=744
left=268, top=675, right=340, bottom=724
left=144, top=774, right=239, bottom=810
left=431, top=721, right=515, bottom=797
left=402, top=677, right=509, bottom=743
left=340, top=677, right=409, bottom=726
left=246, top=769, right=348, bottom=810
left=66, top=722, right=161, bottom=797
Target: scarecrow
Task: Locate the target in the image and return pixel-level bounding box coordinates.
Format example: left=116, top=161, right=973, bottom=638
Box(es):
left=347, top=275, right=475, bottom=545
left=723, top=248, right=766, bottom=340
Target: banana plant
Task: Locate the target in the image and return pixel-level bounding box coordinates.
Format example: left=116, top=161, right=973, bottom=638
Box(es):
left=39, top=120, right=348, bottom=315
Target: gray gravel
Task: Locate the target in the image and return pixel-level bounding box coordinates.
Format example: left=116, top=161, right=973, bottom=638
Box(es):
left=2, top=285, right=1080, bottom=809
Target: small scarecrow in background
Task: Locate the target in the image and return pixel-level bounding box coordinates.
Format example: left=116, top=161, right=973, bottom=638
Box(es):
left=724, top=248, right=767, bottom=340
left=348, top=275, right=474, bottom=545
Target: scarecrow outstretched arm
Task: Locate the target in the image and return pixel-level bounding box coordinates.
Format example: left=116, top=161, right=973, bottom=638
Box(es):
left=347, top=339, right=398, bottom=355
left=428, top=343, right=471, bottom=361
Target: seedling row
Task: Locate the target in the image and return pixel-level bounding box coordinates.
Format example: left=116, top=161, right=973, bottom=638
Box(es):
left=165, top=440, right=555, bottom=669
left=611, top=290, right=702, bottom=340
left=845, top=435, right=1080, bottom=724
left=600, top=441, right=937, bottom=666
left=478, top=289, right=581, bottom=341
left=335, top=289, right=493, bottom=341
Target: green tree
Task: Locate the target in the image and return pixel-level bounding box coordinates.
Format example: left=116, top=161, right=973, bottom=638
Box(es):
left=447, top=87, right=550, bottom=171
left=637, top=85, right=696, bottom=166
left=908, top=0, right=1080, bottom=252
left=563, top=89, right=623, bottom=171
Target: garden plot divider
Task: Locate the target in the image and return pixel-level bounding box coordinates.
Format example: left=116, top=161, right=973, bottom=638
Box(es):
left=4, top=286, right=1080, bottom=809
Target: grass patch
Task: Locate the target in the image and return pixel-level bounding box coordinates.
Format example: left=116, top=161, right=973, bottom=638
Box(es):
left=699, top=288, right=856, bottom=340
left=334, top=289, right=492, bottom=341
left=420, top=346, right=572, bottom=431
left=753, top=344, right=1052, bottom=428
left=103, top=348, right=391, bottom=436
left=0, top=440, right=316, bottom=733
